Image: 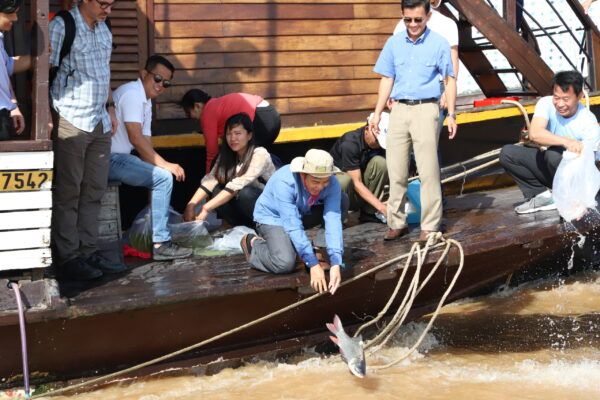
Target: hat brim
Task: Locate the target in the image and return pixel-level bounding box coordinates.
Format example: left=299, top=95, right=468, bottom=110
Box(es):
left=289, top=157, right=344, bottom=176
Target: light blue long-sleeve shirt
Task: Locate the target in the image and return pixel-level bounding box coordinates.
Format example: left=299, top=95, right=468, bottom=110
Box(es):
left=374, top=28, right=454, bottom=100
left=253, top=165, right=344, bottom=267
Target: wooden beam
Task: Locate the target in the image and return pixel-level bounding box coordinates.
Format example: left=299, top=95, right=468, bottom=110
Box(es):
left=31, top=0, right=50, bottom=144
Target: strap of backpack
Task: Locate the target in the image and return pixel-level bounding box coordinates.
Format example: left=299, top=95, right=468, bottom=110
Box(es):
left=54, top=10, right=76, bottom=68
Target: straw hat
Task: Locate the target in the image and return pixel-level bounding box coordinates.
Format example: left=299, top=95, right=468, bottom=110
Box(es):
left=290, top=149, right=343, bottom=177
left=368, top=111, right=390, bottom=149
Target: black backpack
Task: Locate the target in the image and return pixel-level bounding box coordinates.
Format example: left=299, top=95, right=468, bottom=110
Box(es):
left=49, top=10, right=113, bottom=86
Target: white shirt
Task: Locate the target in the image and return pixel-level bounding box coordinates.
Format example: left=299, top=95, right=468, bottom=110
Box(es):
left=111, top=79, right=152, bottom=154
left=394, top=9, right=458, bottom=47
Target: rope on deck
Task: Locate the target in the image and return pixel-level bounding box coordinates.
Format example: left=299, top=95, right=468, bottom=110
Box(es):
left=32, top=235, right=463, bottom=398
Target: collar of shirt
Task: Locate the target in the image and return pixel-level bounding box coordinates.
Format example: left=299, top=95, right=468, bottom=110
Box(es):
left=134, top=78, right=150, bottom=104
left=403, top=27, right=429, bottom=45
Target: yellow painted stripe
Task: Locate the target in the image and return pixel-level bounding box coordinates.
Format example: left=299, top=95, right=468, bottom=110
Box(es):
left=152, top=95, right=600, bottom=149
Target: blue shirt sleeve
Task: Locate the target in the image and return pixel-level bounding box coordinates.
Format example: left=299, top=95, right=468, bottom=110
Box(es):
left=374, top=36, right=396, bottom=78
left=275, top=179, right=320, bottom=267
left=322, top=179, right=344, bottom=266
left=437, top=40, right=454, bottom=79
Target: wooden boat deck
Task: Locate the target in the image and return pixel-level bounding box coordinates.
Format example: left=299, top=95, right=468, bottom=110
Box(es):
left=50, top=186, right=569, bottom=318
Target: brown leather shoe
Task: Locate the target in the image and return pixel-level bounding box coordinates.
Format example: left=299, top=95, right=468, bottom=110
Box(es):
left=383, top=227, right=408, bottom=241
left=417, top=230, right=441, bottom=246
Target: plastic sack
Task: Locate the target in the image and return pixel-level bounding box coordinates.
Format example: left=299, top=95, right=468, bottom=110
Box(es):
left=127, top=205, right=183, bottom=252
left=169, top=220, right=213, bottom=249
left=209, top=226, right=257, bottom=254
left=552, top=146, right=600, bottom=221
left=192, top=201, right=222, bottom=232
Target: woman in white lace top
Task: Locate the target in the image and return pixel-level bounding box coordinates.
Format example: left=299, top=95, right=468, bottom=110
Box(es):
left=184, top=113, right=276, bottom=227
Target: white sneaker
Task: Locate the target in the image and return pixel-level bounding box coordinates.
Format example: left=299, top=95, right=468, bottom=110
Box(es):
left=515, top=194, right=557, bottom=214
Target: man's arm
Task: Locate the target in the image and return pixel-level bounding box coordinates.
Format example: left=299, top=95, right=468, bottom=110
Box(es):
left=370, top=76, right=394, bottom=134
left=346, top=169, right=387, bottom=216
left=529, top=117, right=583, bottom=152
left=444, top=75, right=457, bottom=139
left=12, top=55, right=31, bottom=74
left=440, top=46, right=459, bottom=110
left=125, top=122, right=186, bottom=181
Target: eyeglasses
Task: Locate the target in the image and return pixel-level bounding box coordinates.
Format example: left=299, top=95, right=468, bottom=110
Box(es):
left=146, top=70, right=172, bottom=88
left=94, top=0, right=115, bottom=9
left=403, top=17, right=424, bottom=23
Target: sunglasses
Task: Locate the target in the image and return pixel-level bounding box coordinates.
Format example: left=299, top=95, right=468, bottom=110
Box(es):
left=403, top=17, right=424, bottom=23
left=94, top=0, right=114, bottom=10
left=146, top=70, right=172, bottom=88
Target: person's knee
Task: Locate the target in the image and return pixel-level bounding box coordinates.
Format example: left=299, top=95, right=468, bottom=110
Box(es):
left=154, top=168, right=173, bottom=189
left=238, top=186, right=261, bottom=203
left=269, top=252, right=297, bottom=274
left=499, top=145, right=513, bottom=167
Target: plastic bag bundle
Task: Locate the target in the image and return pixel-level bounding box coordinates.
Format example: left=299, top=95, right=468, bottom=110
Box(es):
left=127, top=206, right=183, bottom=252
left=209, top=226, right=257, bottom=254
left=552, top=146, right=600, bottom=221
left=169, top=220, right=213, bottom=249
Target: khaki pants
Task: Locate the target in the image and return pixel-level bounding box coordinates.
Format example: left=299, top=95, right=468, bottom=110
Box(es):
left=386, top=102, right=441, bottom=231
left=52, top=116, right=110, bottom=265
left=335, top=155, right=388, bottom=214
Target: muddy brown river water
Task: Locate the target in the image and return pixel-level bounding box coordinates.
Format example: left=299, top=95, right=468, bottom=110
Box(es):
left=38, top=269, right=600, bottom=400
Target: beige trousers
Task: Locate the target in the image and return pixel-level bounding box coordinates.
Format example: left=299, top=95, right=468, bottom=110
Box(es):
left=386, top=102, right=442, bottom=231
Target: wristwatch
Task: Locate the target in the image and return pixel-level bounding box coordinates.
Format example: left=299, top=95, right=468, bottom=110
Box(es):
left=447, top=113, right=457, bottom=119
left=105, top=102, right=115, bottom=109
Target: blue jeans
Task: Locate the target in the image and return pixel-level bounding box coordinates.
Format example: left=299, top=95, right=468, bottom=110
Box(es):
left=108, top=153, right=173, bottom=243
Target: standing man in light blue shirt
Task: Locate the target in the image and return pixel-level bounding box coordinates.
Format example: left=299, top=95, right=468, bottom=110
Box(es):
left=499, top=70, right=600, bottom=214
left=370, top=0, right=457, bottom=244
left=0, top=0, right=25, bottom=140
left=50, top=0, right=124, bottom=281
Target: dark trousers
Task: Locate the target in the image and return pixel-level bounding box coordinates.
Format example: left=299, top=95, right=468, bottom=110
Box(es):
left=499, top=144, right=564, bottom=200
left=0, top=109, right=15, bottom=141
left=249, top=194, right=350, bottom=274
left=253, top=104, right=281, bottom=147
left=213, top=184, right=263, bottom=228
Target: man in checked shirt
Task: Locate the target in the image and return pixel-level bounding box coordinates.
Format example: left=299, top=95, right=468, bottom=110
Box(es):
left=50, top=0, right=126, bottom=280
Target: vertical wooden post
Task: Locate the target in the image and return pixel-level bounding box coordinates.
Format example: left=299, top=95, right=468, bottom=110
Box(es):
left=503, top=0, right=517, bottom=30
left=30, top=0, right=50, bottom=144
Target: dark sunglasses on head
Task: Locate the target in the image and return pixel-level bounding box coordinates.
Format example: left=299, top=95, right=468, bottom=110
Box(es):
left=94, top=0, right=114, bottom=10
left=403, top=17, right=424, bottom=23
left=146, top=70, right=172, bottom=88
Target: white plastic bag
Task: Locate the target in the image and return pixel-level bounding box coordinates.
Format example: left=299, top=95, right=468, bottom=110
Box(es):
left=552, top=146, right=600, bottom=221
left=169, top=220, right=213, bottom=249
left=209, top=226, right=257, bottom=254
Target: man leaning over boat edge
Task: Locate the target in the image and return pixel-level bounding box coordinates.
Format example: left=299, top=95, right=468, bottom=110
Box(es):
left=370, top=0, right=457, bottom=244
left=240, top=149, right=348, bottom=295
left=499, top=70, right=600, bottom=215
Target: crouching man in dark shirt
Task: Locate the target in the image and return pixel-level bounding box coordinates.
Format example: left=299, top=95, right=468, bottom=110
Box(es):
left=330, top=112, right=389, bottom=223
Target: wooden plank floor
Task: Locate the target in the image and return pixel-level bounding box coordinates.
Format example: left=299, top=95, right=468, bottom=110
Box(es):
left=55, top=186, right=575, bottom=318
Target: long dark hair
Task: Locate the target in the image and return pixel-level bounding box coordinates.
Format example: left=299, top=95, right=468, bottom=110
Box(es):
left=215, top=113, right=256, bottom=185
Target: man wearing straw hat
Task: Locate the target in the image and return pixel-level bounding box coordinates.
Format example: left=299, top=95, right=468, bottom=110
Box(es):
left=241, top=149, right=347, bottom=295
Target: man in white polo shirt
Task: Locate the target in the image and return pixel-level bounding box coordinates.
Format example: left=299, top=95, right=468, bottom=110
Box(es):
left=108, top=55, right=192, bottom=261
left=394, top=0, right=459, bottom=129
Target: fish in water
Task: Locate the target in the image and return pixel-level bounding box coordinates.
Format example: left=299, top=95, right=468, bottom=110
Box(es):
left=326, top=314, right=367, bottom=378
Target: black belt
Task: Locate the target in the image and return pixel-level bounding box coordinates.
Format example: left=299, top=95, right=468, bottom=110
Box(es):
left=394, top=98, right=438, bottom=105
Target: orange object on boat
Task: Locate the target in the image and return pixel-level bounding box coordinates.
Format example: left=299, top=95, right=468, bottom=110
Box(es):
left=473, top=97, right=519, bottom=107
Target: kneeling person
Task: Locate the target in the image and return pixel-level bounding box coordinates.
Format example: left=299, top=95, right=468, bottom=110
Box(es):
left=241, top=149, right=347, bottom=295
left=499, top=70, right=600, bottom=214
left=330, top=112, right=389, bottom=223
left=109, top=55, right=192, bottom=260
